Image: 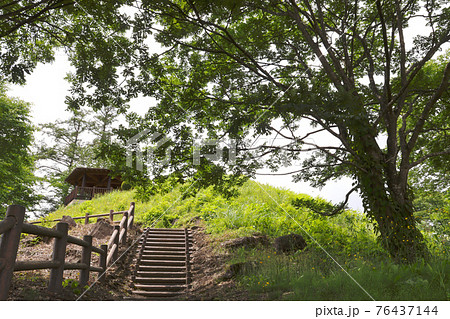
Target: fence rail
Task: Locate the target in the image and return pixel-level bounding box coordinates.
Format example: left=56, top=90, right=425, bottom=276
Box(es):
left=64, top=186, right=115, bottom=206
left=0, top=202, right=135, bottom=300
left=29, top=209, right=130, bottom=225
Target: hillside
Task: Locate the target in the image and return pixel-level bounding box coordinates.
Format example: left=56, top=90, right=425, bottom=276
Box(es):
left=33, top=180, right=449, bottom=300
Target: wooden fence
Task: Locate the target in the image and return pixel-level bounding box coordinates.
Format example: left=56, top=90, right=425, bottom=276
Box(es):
left=64, top=186, right=115, bottom=206
left=0, top=202, right=135, bottom=300
left=30, top=207, right=134, bottom=226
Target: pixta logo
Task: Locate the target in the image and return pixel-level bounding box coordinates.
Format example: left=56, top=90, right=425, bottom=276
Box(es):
left=126, top=129, right=236, bottom=174
left=126, top=129, right=171, bottom=172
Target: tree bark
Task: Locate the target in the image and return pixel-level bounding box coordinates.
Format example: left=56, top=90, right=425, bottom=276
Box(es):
left=355, top=134, right=429, bottom=263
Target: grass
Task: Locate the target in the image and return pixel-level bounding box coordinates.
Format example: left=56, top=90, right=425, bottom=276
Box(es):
left=35, top=190, right=136, bottom=225
left=39, top=180, right=450, bottom=300
left=230, top=246, right=450, bottom=300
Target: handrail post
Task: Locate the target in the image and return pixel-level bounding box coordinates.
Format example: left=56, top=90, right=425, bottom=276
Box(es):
left=113, top=225, right=120, bottom=261
left=122, top=212, right=128, bottom=244
left=109, top=209, right=114, bottom=223
left=48, top=222, right=68, bottom=293
left=128, top=202, right=135, bottom=229
left=0, top=205, right=25, bottom=300
left=98, top=244, right=107, bottom=283
left=84, top=213, right=89, bottom=225
left=79, top=235, right=92, bottom=287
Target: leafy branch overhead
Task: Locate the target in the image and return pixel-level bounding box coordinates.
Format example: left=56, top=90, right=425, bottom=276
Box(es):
left=1, top=0, right=449, bottom=263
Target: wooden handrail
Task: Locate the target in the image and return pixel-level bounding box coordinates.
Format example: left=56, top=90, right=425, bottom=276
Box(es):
left=30, top=210, right=127, bottom=225
left=15, top=261, right=60, bottom=271
left=91, top=245, right=105, bottom=255
left=0, top=202, right=136, bottom=300
left=106, top=244, right=118, bottom=266
left=107, top=228, right=119, bottom=249
left=22, top=223, right=63, bottom=238
left=64, top=186, right=116, bottom=206
left=0, top=216, right=16, bottom=235
left=67, top=235, right=89, bottom=247
left=0, top=206, right=25, bottom=300
left=64, top=262, right=88, bottom=270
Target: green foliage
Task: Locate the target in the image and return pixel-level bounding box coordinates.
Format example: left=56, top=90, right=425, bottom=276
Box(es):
left=39, top=189, right=136, bottom=225
left=0, top=0, right=130, bottom=85
left=62, top=279, right=88, bottom=295
left=38, top=179, right=449, bottom=300
left=58, top=0, right=450, bottom=262
left=0, top=85, right=40, bottom=218
left=292, top=197, right=337, bottom=215
left=406, top=51, right=450, bottom=192
left=35, top=106, right=121, bottom=211
left=236, top=248, right=450, bottom=300
left=130, top=180, right=383, bottom=258
left=413, top=189, right=450, bottom=256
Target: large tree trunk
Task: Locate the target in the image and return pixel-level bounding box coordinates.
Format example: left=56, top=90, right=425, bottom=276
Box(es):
left=355, top=136, right=430, bottom=263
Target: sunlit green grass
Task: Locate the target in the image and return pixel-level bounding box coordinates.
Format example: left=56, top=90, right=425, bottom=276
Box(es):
left=38, top=180, right=449, bottom=300
left=229, top=246, right=450, bottom=300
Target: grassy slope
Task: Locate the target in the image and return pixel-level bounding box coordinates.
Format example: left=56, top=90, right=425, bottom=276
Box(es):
left=42, top=180, right=450, bottom=300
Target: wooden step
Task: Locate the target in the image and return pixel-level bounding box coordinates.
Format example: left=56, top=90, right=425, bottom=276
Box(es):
left=138, top=265, right=187, bottom=272
left=133, top=283, right=187, bottom=291
left=141, top=250, right=185, bottom=256
left=136, top=271, right=186, bottom=278
left=146, top=237, right=186, bottom=243
left=147, top=229, right=187, bottom=233
left=142, top=233, right=191, bottom=238
left=140, top=254, right=186, bottom=261
left=143, top=246, right=191, bottom=251
left=138, top=265, right=186, bottom=271
left=143, top=239, right=190, bottom=244
left=145, top=241, right=186, bottom=247
left=134, top=277, right=187, bottom=284
left=148, top=228, right=186, bottom=231
left=144, top=234, right=187, bottom=239
left=139, top=260, right=186, bottom=267
left=132, top=290, right=183, bottom=298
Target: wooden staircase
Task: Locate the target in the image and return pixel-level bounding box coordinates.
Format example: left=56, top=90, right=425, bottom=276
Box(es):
left=131, top=228, right=193, bottom=300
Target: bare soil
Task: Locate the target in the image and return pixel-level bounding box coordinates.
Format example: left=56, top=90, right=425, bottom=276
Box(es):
left=186, top=226, right=249, bottom=300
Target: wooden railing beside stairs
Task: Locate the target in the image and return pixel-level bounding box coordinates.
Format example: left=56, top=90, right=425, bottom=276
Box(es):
left=0, top=202, right=135, bottom=300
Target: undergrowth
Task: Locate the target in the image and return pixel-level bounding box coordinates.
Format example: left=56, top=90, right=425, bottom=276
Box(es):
left=40, top=180, right=449, bottom=300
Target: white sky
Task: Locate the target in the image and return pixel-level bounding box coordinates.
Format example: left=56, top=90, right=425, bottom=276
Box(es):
left=6, top=10, right=448, bottom=212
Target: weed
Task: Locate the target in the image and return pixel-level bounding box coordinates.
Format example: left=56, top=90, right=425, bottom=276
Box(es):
left=38, top=180, right=449, bottom=300
left=62, top=279, right=88, bottom=295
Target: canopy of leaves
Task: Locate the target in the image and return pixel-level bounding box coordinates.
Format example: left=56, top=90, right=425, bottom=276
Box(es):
left=0, top=84, right=40, bottom=218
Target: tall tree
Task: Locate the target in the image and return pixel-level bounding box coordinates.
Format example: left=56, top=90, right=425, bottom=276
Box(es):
left=0, top=84, right=40, bottom=218
left=0, top=0, right=129, bottom=83
left=65, top=0, right=450, bottom=263
left=0, top=0, right=73, bottom=83
left=36, top=106, right=121, bottom=210
left=407, top=52, right=450, bottom=193
left=36, top=109, right=90, bottom=210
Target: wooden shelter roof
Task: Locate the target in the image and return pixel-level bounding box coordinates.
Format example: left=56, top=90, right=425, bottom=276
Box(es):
left=65, top=167, right=122, bottom=188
